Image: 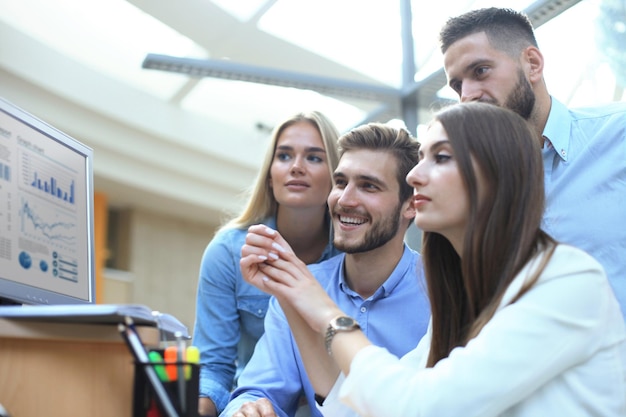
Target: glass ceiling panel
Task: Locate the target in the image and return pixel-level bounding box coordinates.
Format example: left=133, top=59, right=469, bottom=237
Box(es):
left=181, top=77, right=369, bottom=133
left=211, top=0, right=270, bottom=23
left=0, top=0, right=207, bottom=101
left=1, top=0, right=623, bottom=139
left=537, top=0, right=625, bottom=106
left=259, top=0, right=404, bottom=87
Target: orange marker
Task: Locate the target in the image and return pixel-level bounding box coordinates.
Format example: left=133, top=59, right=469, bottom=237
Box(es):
left=163, top=346, right=178, bottom=381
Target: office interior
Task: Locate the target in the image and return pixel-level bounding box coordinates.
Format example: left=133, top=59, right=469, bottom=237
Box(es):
left=0, top=0, right=624, bottom=333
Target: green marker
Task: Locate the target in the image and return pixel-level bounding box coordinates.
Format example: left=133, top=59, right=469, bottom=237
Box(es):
left=148, top=350, right=169, bottom=382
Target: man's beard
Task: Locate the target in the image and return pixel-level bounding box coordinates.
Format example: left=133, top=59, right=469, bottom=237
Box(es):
left=334, top=201, right=402, bottom=254
left=503, top=69, right=535, bottom=120
left=480, top=69, right=535, bottom=120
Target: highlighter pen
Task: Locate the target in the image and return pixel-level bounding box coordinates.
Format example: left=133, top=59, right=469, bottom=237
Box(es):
left=148, top=350, right=169, bottom=382
left=163, top=346, right=178, bottom=381
left=185, top=346, right=200, bottom=380
left=118, top=317, right=179, bottom=417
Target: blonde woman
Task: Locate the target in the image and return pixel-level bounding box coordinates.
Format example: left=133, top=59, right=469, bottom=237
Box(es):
left=193, top=111, right=342, bottom=417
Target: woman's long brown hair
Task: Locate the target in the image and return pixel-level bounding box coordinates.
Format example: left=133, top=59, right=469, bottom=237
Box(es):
left=423, top=102, right=556, bottom=367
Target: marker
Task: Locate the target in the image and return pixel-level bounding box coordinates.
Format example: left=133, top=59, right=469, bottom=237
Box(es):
left=118, top=317, right=178, bottom=417
left=163, top=346, right=178, bottom=381
left=185, top=346, right=200, bottom=380
left=148, top=350, right=169, bottom=382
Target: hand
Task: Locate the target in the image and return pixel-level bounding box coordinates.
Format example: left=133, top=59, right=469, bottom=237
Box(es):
left=240, top=225, right=289, bottom=292
left=232, top=398, right=277, bottom=417
left=240, top=225, right=343, bottom=334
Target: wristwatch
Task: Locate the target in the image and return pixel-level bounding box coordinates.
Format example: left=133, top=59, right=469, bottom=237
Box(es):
left=325, top=315, right=360, bottom=355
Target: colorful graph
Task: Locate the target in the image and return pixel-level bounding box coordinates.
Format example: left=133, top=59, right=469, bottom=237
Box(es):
left=19, top=198, right=77, bottom=249
left=20, top=150, right=76, bottom=205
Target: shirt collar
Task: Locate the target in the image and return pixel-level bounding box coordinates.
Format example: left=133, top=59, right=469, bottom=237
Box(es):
left=338, top=244, right=413, bottom=300
left=542, top=97, right=571, bottom=162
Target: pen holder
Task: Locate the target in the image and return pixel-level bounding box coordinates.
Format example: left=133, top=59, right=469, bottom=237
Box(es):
left=133, top=358, right=199, bottom=417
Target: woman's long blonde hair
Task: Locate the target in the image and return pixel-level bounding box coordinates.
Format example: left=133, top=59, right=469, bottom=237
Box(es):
left=221, top=111, right=340, bottom=231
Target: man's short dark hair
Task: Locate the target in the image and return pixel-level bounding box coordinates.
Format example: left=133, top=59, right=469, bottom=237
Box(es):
left=338, top=123, right=419, bottom=203
left=440, top=7, right=538, bottom=57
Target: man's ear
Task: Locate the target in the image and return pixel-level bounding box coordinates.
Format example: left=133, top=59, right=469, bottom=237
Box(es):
left=524, top=46, right=544, bottom=84
left=402, top=197, right=416, bottom=222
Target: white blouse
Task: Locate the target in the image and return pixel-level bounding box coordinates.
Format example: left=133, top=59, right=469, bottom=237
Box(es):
left=319, top=244, right=626, bottom=417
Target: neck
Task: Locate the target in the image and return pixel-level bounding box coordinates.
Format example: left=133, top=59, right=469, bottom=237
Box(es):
left=276, top=205, right=329, bottom=264
left=529, top=85, right=552, bottom=145
left=343, top=232, right=406, bottom=299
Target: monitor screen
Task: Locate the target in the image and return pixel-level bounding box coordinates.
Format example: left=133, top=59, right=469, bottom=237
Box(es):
left=0, top=97, right=95, bottom=305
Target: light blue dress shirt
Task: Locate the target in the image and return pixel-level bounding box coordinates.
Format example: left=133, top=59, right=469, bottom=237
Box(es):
left=221, top=245, right=431, bottom=417
left=542, top=98, right=626, bottom=320
left=192, top=216, right=341, bottom=413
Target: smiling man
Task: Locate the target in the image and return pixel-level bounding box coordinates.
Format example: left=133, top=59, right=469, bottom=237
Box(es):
left=220, top=123, right=430, bottom=417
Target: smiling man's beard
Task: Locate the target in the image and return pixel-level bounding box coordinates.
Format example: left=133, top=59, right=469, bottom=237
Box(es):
left=333, top=201, right=402, bottom=254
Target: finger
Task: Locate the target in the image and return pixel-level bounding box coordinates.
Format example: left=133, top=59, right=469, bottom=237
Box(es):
left=255, top=398, right=278, bottom=417
left=247, top=225, right=295, bottom=256
left=268, top=231, right=294, bottom=255
left=247, top=224, right=277, bottom=237
left=244, top=231, right=277, bottom=252
left=241, top=243, right=271, bottom=261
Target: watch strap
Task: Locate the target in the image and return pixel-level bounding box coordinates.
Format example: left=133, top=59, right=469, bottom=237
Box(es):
left=325, top=316, right=360, bottom=355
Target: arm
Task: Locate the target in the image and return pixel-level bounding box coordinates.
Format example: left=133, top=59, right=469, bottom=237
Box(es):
left=193, top=231, right=246, bottom=416
left=221, top=297, right=310, bottom=417
left=240, top=225, right=373, bottom=391
left=336, top=245, right=622, bottom=417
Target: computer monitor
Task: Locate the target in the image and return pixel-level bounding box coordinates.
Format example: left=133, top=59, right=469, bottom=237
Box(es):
left=0, top=97, right=95, bottom=305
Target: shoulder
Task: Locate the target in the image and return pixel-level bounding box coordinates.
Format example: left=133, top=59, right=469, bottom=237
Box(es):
left=503, top=244, right=615, bottom=321
left=568, top=101, right=626, bottom=126
left=206, top=226, right=246, bottom=251
left=516, top=244, right=608, bottom=302
left=209, top=217, right=276, bottom=250
left=543, top=244, right=605, bottom=278
left=572, top=100, right=626, bottom=116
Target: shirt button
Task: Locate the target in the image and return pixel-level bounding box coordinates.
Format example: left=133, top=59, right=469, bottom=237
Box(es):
left=360, top=307, right=367, bottom=313
left=561, top=149, right=566, bottom=157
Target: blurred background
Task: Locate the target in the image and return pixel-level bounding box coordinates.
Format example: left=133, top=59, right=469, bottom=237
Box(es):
left=1, top=0, right=624, bottom=331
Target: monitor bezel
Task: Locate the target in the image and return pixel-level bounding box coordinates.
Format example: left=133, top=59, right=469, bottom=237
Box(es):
left=0, top=97, right=96, bottom=305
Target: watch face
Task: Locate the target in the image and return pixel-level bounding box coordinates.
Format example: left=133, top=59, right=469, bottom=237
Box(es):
left=335, top=316, right=355, bottom=328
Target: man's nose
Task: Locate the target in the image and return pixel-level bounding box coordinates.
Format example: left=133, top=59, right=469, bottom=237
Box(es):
left=460, top=82, right=482, bottom=102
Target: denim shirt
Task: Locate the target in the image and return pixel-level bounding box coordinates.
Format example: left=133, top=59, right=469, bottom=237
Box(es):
left=192, top=216, right=341, bottom=413
left=542, top=98, right=626, bottom=320
left=221, top=245, right=431, bottom=417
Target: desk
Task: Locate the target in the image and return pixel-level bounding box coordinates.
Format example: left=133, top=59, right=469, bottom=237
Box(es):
left=0, top=319, right=159, bottom=417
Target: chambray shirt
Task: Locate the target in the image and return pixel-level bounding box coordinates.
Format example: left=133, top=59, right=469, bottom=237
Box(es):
left=221, top=245, right=430, bottom=417
left=542, top=98, right=626, bottom=320
left=192, top=216, right=340, bottom=414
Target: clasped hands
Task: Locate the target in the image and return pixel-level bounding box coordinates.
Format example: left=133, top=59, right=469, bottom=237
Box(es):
left=240, top=224, right=342, bottom=334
